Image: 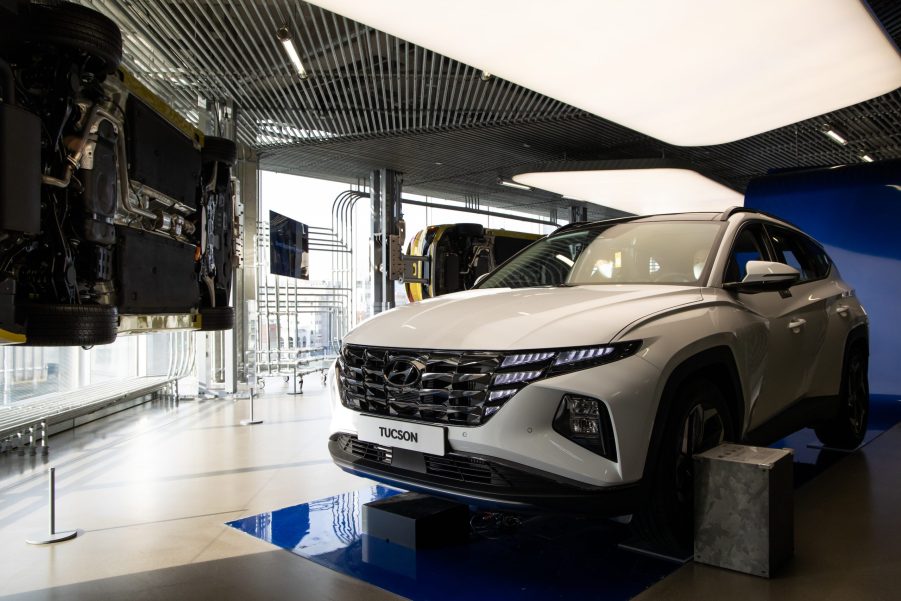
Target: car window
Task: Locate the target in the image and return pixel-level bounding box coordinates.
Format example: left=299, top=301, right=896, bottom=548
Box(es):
left=724, top=223, right=769, bottom=283
left=767, top=226, right=831, bottom=282
left=478, top=221, right=723, bottom=288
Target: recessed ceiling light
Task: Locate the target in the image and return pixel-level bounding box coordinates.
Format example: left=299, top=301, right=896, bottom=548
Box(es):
left=498, top=178, right=531, bottom=191
left=513, top=161, right=743, bottom=214
left=860, top=154, right=875, bottom=163
left=309, top=0, right=901, bottom=146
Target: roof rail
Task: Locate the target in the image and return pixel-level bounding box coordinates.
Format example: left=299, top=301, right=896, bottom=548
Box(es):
left=718, top=206, right=766, bottom=221
left=551, top=214, right=642, bottom=234
left=718, top=206, right=805, bottom=231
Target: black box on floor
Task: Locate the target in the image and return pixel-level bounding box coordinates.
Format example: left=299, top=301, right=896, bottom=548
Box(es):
left=362, top=492, right=469, bottom=549
left=693, top=444, right=794, bottom=578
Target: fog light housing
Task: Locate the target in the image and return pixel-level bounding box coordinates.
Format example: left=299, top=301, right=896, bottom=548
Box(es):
left=553, top=394, right=617, bottom=461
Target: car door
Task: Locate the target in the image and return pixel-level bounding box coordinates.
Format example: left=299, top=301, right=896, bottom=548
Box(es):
left=763, top=225, right=831, bottom=399
left=724, top=222, right=808, bottom=428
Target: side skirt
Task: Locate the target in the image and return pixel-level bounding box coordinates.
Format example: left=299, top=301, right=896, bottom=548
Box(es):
left=744, top=395, right=841, bottom=445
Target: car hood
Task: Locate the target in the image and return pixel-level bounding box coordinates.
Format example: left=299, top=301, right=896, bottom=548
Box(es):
left=345, top=285, right=703, bottom=350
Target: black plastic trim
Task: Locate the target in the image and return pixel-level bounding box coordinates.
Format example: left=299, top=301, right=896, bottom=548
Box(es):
left=329, top=433, right=640, bottom=514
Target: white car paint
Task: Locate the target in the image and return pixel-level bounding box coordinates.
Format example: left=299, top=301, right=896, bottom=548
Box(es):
left=329, top=211, right=868, bottom=502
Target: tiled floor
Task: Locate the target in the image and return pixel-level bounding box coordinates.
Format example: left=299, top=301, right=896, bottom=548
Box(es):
left=0, top=382, right=403, bottom=600
left=1, top=383, right=899, bottom=601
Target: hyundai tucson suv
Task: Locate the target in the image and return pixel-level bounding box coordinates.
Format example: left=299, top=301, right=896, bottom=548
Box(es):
left=0, top=1, right=236, bottom=346
left=328, top=208, right=869, bottom=549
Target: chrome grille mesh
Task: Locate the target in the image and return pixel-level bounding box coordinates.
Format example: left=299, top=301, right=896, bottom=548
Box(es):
left=337, top=344, right=504, bottom=425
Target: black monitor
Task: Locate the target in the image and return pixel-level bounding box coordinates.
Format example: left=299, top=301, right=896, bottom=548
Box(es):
left=269, top=210, right=309, bottom=279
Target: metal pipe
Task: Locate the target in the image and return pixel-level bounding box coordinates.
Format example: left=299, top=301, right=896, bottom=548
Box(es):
left=49, top=467, right=56, bottom=535
left=401, top=198, right=558, bottom=227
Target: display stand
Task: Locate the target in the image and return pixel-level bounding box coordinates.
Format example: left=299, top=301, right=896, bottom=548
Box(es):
left=362, top=492, right=469, bottom=549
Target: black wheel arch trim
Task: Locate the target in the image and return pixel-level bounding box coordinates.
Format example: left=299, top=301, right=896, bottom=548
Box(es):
left=844, top=324, right=869, bottom=357
left=641, top=345, right=744, bottom=483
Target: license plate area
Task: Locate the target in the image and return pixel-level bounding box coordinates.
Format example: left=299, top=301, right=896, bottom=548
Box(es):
left=357, top=415, right=447, bottom=456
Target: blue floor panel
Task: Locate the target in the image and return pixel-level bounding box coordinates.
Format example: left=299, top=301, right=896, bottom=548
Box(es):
left=228, top=395, right=901, bottom=601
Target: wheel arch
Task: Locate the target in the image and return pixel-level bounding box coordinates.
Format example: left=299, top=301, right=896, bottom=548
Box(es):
left=844, top=324, right=869, bottom=358
left=641, top=345, right=744, bottom=482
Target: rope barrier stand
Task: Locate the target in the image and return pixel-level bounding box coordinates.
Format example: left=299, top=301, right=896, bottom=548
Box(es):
left=26, top=467, right=78, bottom=545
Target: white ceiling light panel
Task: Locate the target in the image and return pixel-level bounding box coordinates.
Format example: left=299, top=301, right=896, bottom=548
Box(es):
left=309, top=0, right=901, bottom=146
left=513, top=169, right=744, bottom=214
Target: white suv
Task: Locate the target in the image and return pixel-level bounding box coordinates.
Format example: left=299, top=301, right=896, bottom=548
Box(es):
left=328, top=208, right=868, bottom=548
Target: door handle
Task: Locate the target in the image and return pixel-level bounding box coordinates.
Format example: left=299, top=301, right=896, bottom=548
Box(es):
left=836, top=304, right=850, bottom=316
left=788, top=318, right=806, bottom=331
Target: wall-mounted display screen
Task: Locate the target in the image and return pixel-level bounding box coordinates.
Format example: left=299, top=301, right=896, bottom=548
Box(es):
left=269, top=210, right=309, bottom=280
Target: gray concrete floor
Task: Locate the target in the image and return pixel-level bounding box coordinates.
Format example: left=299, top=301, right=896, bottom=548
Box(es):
left=1, top=381, right=899, bottom=600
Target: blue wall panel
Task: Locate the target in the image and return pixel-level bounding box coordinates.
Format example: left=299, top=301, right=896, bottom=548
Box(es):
left=745, top=159, right=901, bottom=394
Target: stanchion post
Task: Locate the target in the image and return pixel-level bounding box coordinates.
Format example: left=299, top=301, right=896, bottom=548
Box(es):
left=240, top=387, right=263, bottom=426
left=26, top=467, right=78, bottom=545
left=286, top=361, right=303, bottom=395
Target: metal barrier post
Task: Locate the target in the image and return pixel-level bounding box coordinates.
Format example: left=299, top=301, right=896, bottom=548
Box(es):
left=240, top=387, right=263, bottom=425
left=26, top=467, right=78, bottom=544
left=286, top=361, right=303, bottom=395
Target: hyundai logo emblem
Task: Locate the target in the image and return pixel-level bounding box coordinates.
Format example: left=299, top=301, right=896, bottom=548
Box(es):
left=385, top=358, right=422, bottom=388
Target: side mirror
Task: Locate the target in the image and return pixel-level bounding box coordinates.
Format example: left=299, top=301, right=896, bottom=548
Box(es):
left=472, top=273, right=490, bottom=288
left=725, top=260, right=800, bottom=292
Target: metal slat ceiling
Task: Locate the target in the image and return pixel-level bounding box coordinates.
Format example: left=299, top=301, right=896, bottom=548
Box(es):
left=79, top=0, right=901, bottom=219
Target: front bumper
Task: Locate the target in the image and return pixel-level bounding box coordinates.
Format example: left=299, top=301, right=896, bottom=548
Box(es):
left=329, top=433, right=641, bottom=513
left=329, top=352, right=662, bottom=490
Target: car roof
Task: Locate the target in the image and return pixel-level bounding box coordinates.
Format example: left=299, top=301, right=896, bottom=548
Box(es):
left=550, top=207, right=798, bottom=236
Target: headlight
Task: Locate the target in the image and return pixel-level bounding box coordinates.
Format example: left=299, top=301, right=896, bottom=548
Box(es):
left=483, top=341, right=641, bottom=412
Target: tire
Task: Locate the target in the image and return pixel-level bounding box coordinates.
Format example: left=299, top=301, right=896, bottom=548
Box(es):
left=20, top=3, right=123, bottom=75
left=814, top=343, right=868, bottom=449
left=632, top=378, right=734, bottom=553
left=199, top=306, right=234, bottom=331
left=202, top=136, right=237, bottom=166
left=25, top=303, right=118, bottom=346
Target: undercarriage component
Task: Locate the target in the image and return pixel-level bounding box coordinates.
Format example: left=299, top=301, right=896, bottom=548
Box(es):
left=115, top=227, right=198, bottom=314
left=0, top=2, right=235, bottom=344
left=125, top=95, right=200, bottom=210
left=0, top=60, right=40, bottom=234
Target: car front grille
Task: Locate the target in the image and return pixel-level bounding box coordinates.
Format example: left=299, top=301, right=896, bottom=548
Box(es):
left=337, top=344, right=504, bottom=425
left=333, top=434, right=552, bottom=489
left=336, top=432, right=393, bottom=465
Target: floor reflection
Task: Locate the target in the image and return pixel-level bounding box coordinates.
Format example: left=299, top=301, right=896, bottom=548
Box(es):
left=228, top=395, right=901, bottom=601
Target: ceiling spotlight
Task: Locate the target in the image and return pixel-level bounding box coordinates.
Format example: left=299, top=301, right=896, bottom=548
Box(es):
left=277, top=27, right=308, bottom=79
left=820, top=124, right=847, bottom=146
left=498, top=178, right=531, bottom=191
left=480, top=70, right=492, bottom=81
left=860, top=153, right=874, bottom=163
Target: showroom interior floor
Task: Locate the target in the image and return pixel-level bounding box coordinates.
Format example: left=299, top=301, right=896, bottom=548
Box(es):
left=0, top=383, right=899, bottom=600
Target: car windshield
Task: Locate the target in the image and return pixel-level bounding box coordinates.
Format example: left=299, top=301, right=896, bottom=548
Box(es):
left=478, top=221, right=723, bottom=288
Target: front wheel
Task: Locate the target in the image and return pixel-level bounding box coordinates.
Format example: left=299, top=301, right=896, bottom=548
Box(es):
left=633, top=378, right=734, bottom=553
left=814, top=343, right=868, bottom=449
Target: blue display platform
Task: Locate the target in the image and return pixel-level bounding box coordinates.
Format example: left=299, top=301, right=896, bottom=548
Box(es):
left=228, top=395, right=901, bottom=601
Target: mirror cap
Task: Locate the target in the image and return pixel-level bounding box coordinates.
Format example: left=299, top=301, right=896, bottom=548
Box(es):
left=742, top=260, right=801, bottom=284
